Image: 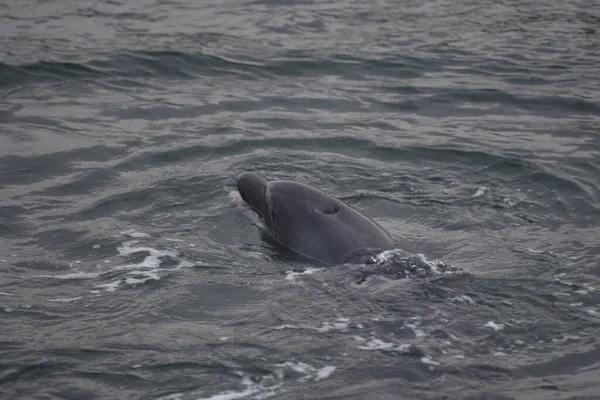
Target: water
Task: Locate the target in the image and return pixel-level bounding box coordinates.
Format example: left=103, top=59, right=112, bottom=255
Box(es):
left=1, top=0, right=599, bottom=399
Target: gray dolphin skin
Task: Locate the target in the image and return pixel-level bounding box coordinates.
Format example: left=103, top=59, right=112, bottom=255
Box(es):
left=237, top=172, right=395, bottom=265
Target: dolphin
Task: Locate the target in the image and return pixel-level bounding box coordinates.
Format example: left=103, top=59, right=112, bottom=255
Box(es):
left=236, top=172, right=395, bottom=265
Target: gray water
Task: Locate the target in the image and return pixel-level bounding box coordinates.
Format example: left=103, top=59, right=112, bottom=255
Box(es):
left=1, top=0, right=600, bottom=399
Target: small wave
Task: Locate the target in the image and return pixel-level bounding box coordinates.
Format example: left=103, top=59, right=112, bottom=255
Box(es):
left=0, top=50, right=262, bottom=90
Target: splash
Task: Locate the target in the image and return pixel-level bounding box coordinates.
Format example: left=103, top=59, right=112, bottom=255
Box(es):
left=353, top=249, right=468, bottom=284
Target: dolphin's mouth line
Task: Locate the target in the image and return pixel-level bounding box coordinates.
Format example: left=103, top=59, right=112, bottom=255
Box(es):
left=240, top=196, right=264, bottom=219
left=238, top=196, right=268, bottom=231
left=239, top=197, right=262, bottom=217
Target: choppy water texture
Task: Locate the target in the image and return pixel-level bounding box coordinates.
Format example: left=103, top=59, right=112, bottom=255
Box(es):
left=1, top=0, right=600, bottom=399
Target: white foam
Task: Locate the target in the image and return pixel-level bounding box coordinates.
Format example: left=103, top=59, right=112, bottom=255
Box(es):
left=275, top=362, right=337, bottom=382
left=503, top=198, right=515, bottom=207
left=34, top=236, right=194, bottom=296
left=165, top=238, right=184, bottom=242
left=274, top=324, right=298, bottom=330
left=473, top=186, right=486, bottom=197
left=285, top=268, right=320, bottom=281
left=195, top=377, right=262, bottom=400
left=95, top=281, right=121, bottom=292
left=405, top=323, right=425, bottom=338
left=317, top=366, right=336, bottom=380
left=354, top=336, right=409, bottom=352
left=552, top=335, right=580, bottom=343
left=90, top=241, right=194, bottom=291
left=451, top=295, right=474, bottom=304
left=1, top=259, right=8, bottom=263
left=316, top=321, right=349, bottom=332
left=124, top=270, right=161, bottom=285
left=158, top=394, right=182, bottom=400
left=527, top=248, right=545, bottom=253
left=372, top=249, right=397, bottom=263
left=485, top=321, right=504, bottom=331
left=421, top=357, right=440, bottom=366
left=274, top=318, right=350, bottom=333
left=228, top=190, right=242, bottom=202
left=50, top=272, right=102, bottom=280
left=190, top=361, right=336, bottom=400
left=92, top=244, right=100, bottom=249
left=121, top=229, right=150, bottom=238
left=116, top=241, right=178, bottom=268
left=48, top=297, right=82, bottom=303
left=0, top=291, right=16, bottom=296
left=553, top=292, right=571, bottom=297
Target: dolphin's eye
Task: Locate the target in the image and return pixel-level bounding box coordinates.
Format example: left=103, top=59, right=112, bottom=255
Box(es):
left=322, top=205, right=339, bottom=215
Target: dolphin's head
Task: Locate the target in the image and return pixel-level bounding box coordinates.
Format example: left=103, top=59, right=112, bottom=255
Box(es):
left=237, top=172, right=268, bottom=217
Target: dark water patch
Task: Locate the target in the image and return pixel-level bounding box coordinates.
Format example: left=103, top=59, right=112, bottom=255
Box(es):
left=449, top=363, right=512, bottom=381
left=71, top=175, right=228, bottom=222
left=120, top=138, right=533, bottom=172
left=73, top=370, right=147, bottom=384
left=74, top=189, right=156, bottom=221
left=37, top=168, right=121, bottom=197
left=429, top=89, right=600, bottom=117
left=523, top=170, right=596, bottom=203
left=71, top=7, right=159, bottom=22
left=522, top=94, right=600, bottom=116
left=0, top=145, right=125, bottom=189
left=0, top=49, right=441, bottom=91
left=368, top=98, right=420, bottom=113
left=0, top=61, right=102, bottom=89
left=30, top=228, right=98, bottom=253
left=0, top=206, right=29, bottom=237
left=101, top=94, right=363, bottom=122
left=114, top=137, right=380, bottom=171
left=380, top=84, right=423, bottom=95
left=14, top=260, right=65, bottom=272
left=0, top=50, right=259, bottom=89
left=470, top=58, right=566, bottom=77
left=222, top=51, right=439, bottom=80
left=0, top=361, right=73, bottom=385
left=514, top=347, right=600, bottom=378
left=483, top=159, right=540, bottom=178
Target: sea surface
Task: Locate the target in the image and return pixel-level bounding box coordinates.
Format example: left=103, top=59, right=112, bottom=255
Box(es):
left=1, top=0, right=600, bottom=399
